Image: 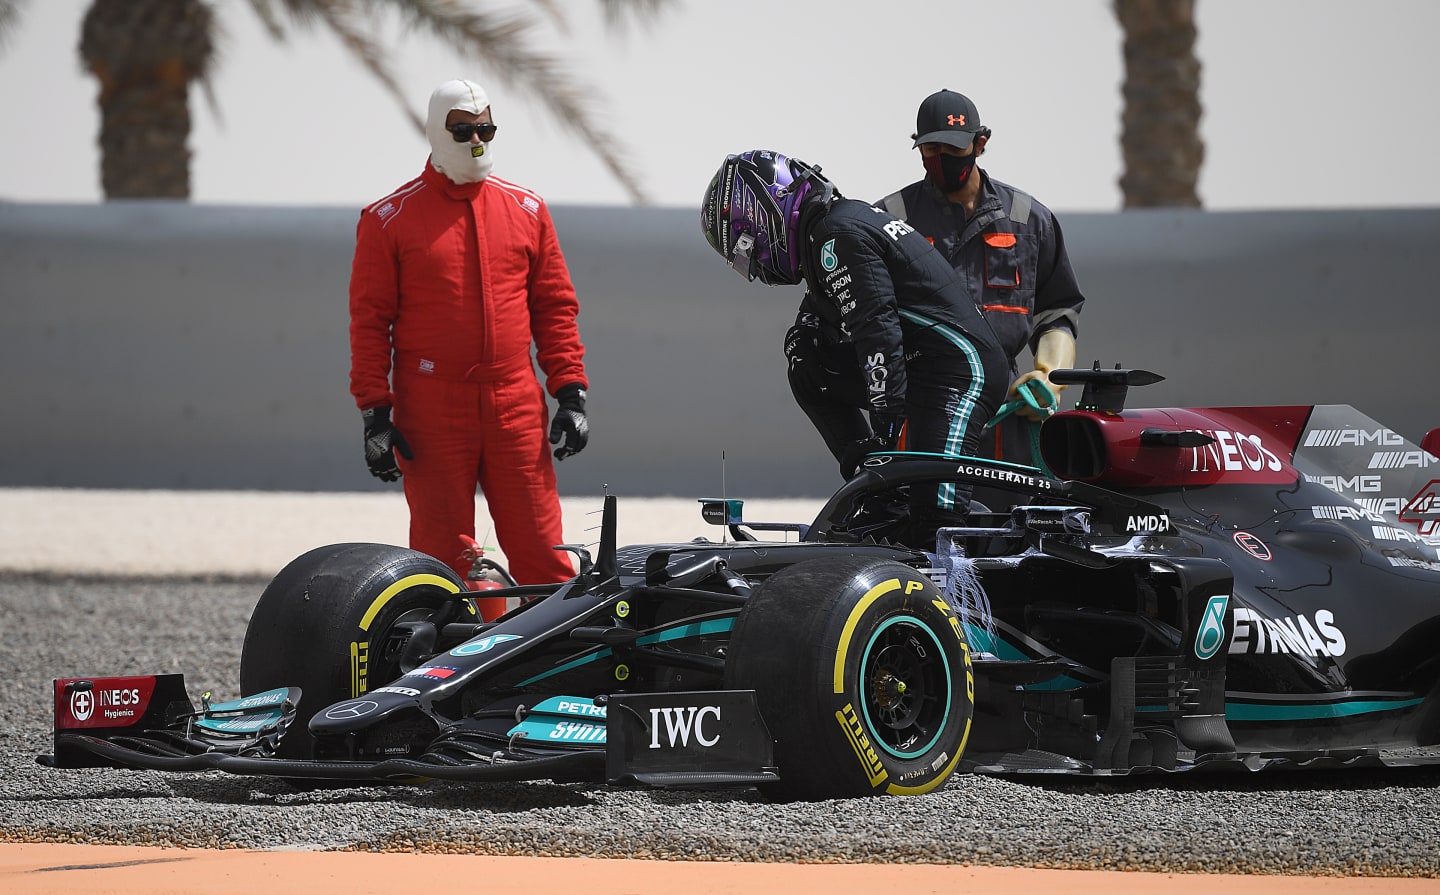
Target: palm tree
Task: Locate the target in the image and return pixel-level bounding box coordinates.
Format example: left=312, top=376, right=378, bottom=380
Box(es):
left=1114, top=0, right=1204, bottom=208
left=2, top=0, right=670, bottom=202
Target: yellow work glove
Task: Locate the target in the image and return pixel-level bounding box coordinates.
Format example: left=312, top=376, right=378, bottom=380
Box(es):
left=1008, top=329, right=1076, bottom=421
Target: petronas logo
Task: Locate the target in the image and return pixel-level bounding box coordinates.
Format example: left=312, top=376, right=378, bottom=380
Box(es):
left=1194, top=594, right=1229, bottom=660
left=821, top=239, right=838, bottom=272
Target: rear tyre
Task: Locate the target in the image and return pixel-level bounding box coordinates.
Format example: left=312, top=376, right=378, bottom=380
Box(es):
left=239, top=543, right=467, bottom=759
left=725, top=555, right=974, bottom=801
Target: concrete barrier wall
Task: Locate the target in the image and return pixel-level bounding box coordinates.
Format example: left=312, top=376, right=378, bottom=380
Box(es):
left=4, top=201, right=1436, bottom=498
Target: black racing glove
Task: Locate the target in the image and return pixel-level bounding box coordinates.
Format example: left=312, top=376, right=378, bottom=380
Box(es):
left=783, top=320, right=829, bottom=396
left=869, top=410, right=905, bottom=449
left=361, top=406, right=412, bottom=482
left=839, top=411, right=905, bottom=480
left=549, top=384, right=589, bottom=461
left=840, top=436, right=887, bottom=480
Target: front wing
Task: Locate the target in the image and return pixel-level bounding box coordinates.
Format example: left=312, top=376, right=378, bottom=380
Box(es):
left=39, top=675, right=779, bottom=788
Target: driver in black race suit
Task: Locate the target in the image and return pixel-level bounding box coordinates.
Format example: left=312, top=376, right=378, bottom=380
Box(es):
left=702, top=149, right=1009, bottom=542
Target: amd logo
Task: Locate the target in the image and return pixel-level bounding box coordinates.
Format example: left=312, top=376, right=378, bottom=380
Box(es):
left=1126, top=514, right=1171, bottom=533
left=648, top=706, right=720, bottom=749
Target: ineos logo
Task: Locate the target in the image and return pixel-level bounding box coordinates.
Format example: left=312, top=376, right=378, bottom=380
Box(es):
left=324, top=700, right=379, bottom=720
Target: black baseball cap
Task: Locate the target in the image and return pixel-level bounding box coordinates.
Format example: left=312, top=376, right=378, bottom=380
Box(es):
left=912, top=89, right=983, bottom=149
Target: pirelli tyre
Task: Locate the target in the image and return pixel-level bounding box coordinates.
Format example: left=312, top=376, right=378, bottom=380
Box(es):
left=239, top=543, right=472, bottom=759
left=724, top=555, right=974, bottom=801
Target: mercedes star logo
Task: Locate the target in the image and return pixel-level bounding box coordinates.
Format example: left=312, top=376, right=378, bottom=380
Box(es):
left=324, top=700, right=379, bottom=720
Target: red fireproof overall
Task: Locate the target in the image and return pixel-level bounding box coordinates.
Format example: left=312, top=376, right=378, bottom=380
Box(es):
left=349, top=163, right=587, bottom=612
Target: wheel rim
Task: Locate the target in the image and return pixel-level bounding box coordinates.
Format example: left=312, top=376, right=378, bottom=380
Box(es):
left=860, top=615, right=952, bottom=759
left=371, top=605, right=445, bottom=691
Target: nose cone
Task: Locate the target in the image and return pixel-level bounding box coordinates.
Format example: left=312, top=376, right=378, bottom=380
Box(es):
left=309, top=689, right=418, bottom=736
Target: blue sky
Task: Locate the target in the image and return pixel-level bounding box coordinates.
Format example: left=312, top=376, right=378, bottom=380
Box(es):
left=2, top=0, right=1436, bottom=211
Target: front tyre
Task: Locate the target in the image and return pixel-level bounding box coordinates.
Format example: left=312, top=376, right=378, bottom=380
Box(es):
left=239, top=543, right=469, bottom=759
left=725, top=555, right=974, bottom=801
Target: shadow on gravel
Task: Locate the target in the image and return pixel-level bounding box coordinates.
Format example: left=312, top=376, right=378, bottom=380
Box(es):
left=164, top=774, right=610, bottom=811
left=1006, top=763, right=1440, bottom=795
left=397, top=781, right=600, bottom=811
left=632, top=787, right=765, bottom=807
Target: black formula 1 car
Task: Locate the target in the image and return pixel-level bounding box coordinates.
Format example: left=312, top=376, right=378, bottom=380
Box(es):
left=41, top=368, right=1440, bottom=800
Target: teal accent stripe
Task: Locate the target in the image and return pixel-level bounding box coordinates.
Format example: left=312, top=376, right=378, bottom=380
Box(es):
left=968, top=624, right=1427, bottom=718
left=1226, top=697, right=1424, bottom=722
left=516, top=617, right=734, bottom=687
left=896, top=308, right=986, bottom=510
left=964, top=622, right=1083, bottom=691
left=964, top=622, right=1015, bottom=660
left=635, top=617, right=733, bottom=646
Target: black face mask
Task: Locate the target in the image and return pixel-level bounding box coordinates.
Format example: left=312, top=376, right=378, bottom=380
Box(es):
left=923, top=151, right=976, bottom=193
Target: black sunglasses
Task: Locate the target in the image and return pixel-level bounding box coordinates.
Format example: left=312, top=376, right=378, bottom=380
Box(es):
left=447, top=122, right=499, bottom=143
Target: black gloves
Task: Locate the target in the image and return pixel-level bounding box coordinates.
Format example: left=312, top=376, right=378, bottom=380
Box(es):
left=361, top=406, right=412, bottom=482
left=840, top=411, right=904, bottom=479
left=869, top=410, right=905, bottom=448
left=549, top=384, right=589, bottom=461
left=784, top=320, right=830, bottom=397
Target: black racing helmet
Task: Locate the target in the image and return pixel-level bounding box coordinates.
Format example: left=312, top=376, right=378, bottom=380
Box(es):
left=700, top=149, right=829, bottom=286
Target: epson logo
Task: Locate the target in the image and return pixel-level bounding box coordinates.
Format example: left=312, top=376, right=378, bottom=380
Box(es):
left=647, top=706, right=721, bottom=749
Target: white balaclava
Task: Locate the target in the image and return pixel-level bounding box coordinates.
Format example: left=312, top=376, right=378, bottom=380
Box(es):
left=427, top=79, right=493, bottom=184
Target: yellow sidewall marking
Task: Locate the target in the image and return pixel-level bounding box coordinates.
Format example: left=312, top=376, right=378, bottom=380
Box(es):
left=884, top=718, right=971, bottom=796
left=358, top=573, right=460, bottom=632
left=833, top=578, right=900, bottom=694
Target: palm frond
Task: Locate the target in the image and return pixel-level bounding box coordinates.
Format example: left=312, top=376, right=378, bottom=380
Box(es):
left=299, top=2, right=425, bottom=131
left=598, top=0, right=675, bottom=32
left=0, top=0, right=28, bottom=54
left=524, top=0, right=568, bottom=35
left=362, top=0, right=654, bottom=203
left=245, top=0, right=289, bottom=41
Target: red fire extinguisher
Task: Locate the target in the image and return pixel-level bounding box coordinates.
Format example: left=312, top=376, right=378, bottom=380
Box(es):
left=458, top=535, right=516, bottom=621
